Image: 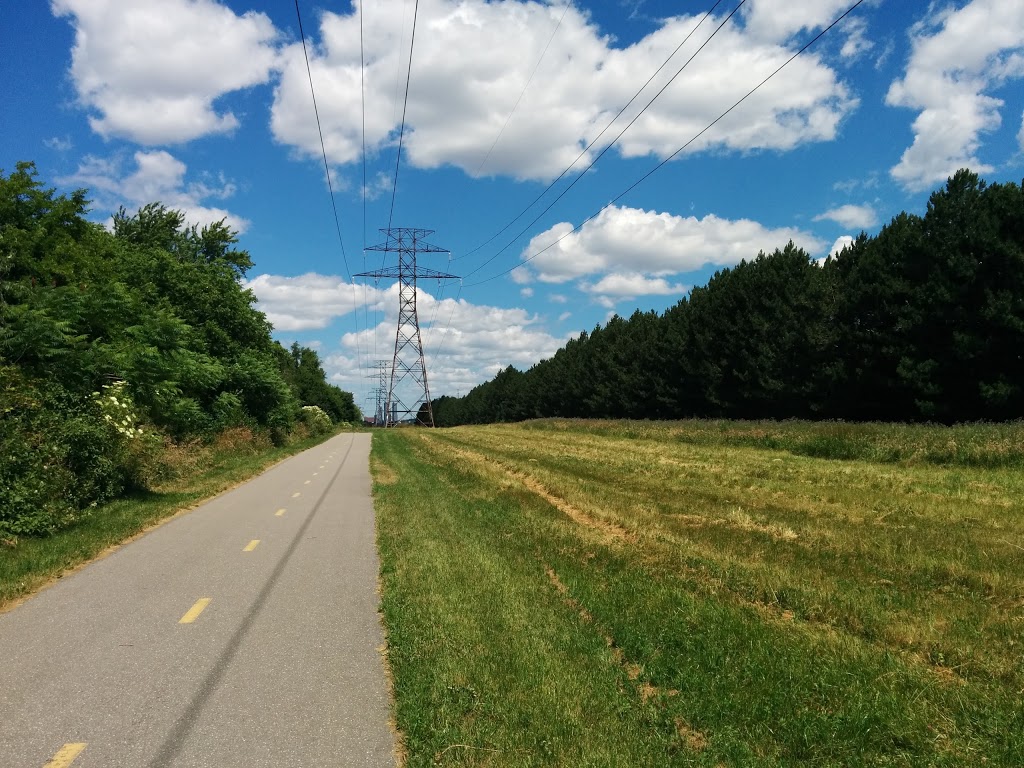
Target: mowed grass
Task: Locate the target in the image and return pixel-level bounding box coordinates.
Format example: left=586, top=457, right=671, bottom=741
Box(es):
left=0, top=427, right=349, bottom=610
left=372, top=419, right=1024, bottom=767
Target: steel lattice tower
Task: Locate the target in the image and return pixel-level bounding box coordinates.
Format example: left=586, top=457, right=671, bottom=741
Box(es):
left=365, top=360, right=390, bottom=426
left=356, top=228, right=458, bottom=427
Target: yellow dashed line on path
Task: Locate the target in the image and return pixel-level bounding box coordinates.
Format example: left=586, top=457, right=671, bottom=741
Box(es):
left=304, top=480, right=311, bottom=485
left=292, top=492, right=301, bottom=498
left=275, top=508, right=286, bottom=517
left=179, top=598, right=211, bottom=624
left=243, top=540, right=260, bottom=552
left=43, top=743, right=86, bottom=767
left=312, top=472, right=319, bottom=476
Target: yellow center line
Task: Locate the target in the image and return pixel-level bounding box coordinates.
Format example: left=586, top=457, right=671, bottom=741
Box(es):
left=304, top=480, right=311, bottom=485
left=43, top=743, right=87, bottom=767
left=312, top=472, right=319, bottom=476
left=275, top=508, right=286, bottom=517
left=292, top=492, right=301, bottom=498
left=178, top=598, right=211, bottom=624
left=243, top=539, right=260, bottom=552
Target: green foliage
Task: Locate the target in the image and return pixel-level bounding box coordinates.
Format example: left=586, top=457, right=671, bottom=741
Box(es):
left=300, top=405, right=333, bottom=435
left=0, top=368, right=128, bottom=537
left=0, top=162, right=358, bottom=538
left=435, top=170, right=1024, bottom=427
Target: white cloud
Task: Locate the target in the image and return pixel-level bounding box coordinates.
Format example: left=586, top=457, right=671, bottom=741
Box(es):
left=839, top=17, right=874, bottom=61
left=510, top=267, right=532, bottom=285
left=829, top=235, right=855, bottom=257
left=741, top=0, right=858, bottom=44
left=519, top=287, right=534, bottom=298
left=1019, top=111, right=1024, bottom=151
left=60, top=150, right=249, bottom=232
left=517, top=204, right=826, bottom=284
left=244, top=272, right=386, bottom=331
left=550, top=294, right=568, bottom=304
left=887, top=0, right=1024, bottom=191
left=270, top=1, right=857, bottom=181
left=246, top=275, right=570, bottom=398
left=813, top=203, right=878, bottom=229
left=43, top=136, right=73, bottom=151
left=52, top=0, right=279, bottom=144
left=325, top=287, right=571, bottom=398
left=832, top=173, right=880, bottom=193
left=583, top=273, right=686, bottom=298
left=558, top=311, right=571, bottom=322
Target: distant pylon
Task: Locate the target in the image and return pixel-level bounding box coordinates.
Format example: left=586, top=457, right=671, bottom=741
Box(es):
left=356, top=228, right=458, bottom=427
left=365, top=360, right=389, bottom=426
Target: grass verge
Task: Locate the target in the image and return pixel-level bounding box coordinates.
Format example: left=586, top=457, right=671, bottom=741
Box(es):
left=0, top=426, right=349, bottom=611
left=373, top=420, right=1024, bottom=767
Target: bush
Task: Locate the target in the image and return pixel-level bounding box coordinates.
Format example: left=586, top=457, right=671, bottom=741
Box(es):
left=300, top=404, right=333, bottom=436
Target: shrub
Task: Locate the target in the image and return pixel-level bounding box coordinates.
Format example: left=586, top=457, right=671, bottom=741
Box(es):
left=300, top=404, right=333, bottom=436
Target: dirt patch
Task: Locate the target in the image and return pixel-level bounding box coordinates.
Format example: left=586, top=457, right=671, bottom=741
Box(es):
left=671, top=510, right=799, bottom=543
left=372, top=459, right=399, bottom=486
left=674, top=718, right=709, bottom=752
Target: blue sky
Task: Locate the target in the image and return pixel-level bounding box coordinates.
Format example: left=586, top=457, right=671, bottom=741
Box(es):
left=3, top=0, right=1024, bottom=413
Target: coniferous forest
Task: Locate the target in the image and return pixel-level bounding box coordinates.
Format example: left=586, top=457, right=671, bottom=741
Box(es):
left=434, top=170, right=1024, bottom=427
left=0, top=163, right=358, bottom=538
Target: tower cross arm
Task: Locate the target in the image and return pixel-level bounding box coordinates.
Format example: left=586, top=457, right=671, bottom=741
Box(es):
left=355, top=267, right=460, bottom=280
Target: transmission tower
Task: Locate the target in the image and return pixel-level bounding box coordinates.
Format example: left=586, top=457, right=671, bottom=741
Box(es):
left=356, top=228, right=458, bottom=427
left=365, top=360, right=389, bottom=425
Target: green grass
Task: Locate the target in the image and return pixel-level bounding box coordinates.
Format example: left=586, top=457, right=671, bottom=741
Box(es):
left=372, top=419, right=1024, bottom=766
left=0, top=427, right=348, bottom=610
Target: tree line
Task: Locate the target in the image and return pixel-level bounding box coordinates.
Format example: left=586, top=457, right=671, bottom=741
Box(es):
left=1, top=162, right=358, bottom=537
left=434, top=170, right=1024, bottom=427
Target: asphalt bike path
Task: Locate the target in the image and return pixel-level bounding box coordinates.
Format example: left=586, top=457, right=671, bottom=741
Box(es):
left=0, top=432, right=396, bottom=767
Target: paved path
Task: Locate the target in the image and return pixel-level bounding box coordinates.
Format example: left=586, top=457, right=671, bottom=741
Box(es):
left=0, top=433, right=396, bottom=767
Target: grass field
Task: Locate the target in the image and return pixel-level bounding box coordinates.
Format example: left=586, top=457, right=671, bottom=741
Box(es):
left=372, top=419, right=1024, bottom=767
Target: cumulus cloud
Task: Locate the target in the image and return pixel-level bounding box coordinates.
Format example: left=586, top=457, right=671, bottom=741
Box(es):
left=582, top=273, right=686, bottom=298
left=813, top=203, right=878, bottom=229
left=740, top=0, right=859, bottom=43
left=321, top=286, right=571, bottom=398
left=1019, top=111, right=1024, bottom=151
left=271, top=0, right=857, bottom=181
left=886, top=0, right=1024, bottom=191
left=829, top=235, right=855, bottom=257
left=516, top=204, right=826, bottom=284
left=839, top=16, right=874, bottom=61
left=244, top=273, right=386, bottom=331
left=246, top=274, right=570, bottom=398
left=52, top=0, right=279, bottom=144
left=60, top=150, right=249, bottom=232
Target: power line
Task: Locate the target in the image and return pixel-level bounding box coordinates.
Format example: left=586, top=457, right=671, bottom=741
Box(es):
left=294, top=0, right=364, bottom=382
left=428, top=282, right=463, bottom=373
left=294, top=0, right=352, bottom=280
left=463, top=0, right=868, bottom=288
left=462, top=0, right=746, bottom=281
left=364, top=0, right=372, bottom=250
left=454, top=0, right=728, bottom=263
left=472, top=1, right=573, bottom=178
left=386, top=0, right=422, bottom=234
left=358, top=0, right=377, bottom=371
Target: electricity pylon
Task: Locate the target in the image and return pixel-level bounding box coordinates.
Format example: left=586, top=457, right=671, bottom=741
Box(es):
left=365, top=360, right=389, bottom=425
left=356, top=228, right=458, bottom=427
